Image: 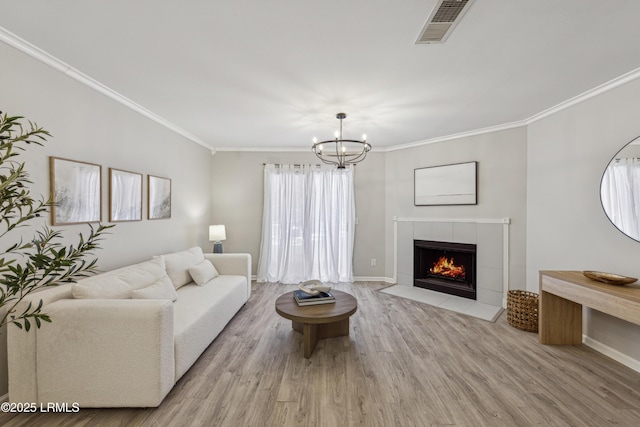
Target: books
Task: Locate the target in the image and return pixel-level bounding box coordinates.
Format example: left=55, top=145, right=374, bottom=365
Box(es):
left=293, top=289, right=336, bottom=306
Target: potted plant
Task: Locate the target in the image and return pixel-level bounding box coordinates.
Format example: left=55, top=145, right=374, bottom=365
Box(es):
left=0, top=111, right=112, bottom=331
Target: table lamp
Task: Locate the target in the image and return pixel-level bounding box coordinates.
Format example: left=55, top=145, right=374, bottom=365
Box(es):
left=209, top=225, right=226, bottom=253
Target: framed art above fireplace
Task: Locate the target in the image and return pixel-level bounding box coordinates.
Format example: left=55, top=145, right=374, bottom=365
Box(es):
left=414, top=161, right=477, bottom=206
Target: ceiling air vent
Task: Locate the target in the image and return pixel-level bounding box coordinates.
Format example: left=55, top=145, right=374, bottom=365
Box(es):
left=416, top=0, right=475, bottom=44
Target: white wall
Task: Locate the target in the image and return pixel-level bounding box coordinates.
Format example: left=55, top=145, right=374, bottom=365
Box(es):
left=210, top=151, right=387, bottom=279
left=527, top=76, right=640, bottom=361
left=383, top=127, right=528, bottom=290
left=0, top=43, right=213, bottom=396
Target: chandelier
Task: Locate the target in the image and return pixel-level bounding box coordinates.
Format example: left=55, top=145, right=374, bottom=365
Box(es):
left=311, top=113, right=371, bottom=169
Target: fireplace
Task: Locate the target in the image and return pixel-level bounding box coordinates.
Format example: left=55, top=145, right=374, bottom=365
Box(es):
left=413, top=240, right=477, bottom=300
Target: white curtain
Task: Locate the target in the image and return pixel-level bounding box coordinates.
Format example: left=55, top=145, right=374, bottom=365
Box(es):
left=257, top=164, right=355, bottom=284
left=601, top=158, right=640, bottom=240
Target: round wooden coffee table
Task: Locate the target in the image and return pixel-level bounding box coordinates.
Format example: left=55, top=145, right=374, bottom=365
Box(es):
left=275, top=289, right=357, bottom=358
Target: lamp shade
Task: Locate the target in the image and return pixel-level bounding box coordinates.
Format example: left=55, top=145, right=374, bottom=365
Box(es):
left=209, top=225, right=226, bottom=241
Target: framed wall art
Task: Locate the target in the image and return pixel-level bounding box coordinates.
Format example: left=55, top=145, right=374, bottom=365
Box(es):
left=50, top=157, right=102, bottom=225
left=414, top=161, right=477, bottom=206
left=109, top=168, right=142, bottom=222
left=148, top=175, right=171, bottom=220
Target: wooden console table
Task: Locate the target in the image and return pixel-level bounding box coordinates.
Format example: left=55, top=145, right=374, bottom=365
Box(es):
left=539, top=270, right=640, bottom=344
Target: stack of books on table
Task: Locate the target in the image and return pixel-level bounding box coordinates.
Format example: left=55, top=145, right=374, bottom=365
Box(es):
left=293, top=289, right=336, bottom=306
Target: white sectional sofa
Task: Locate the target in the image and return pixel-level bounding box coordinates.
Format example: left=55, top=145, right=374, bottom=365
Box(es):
left=7, top=247, right=251, bottom=408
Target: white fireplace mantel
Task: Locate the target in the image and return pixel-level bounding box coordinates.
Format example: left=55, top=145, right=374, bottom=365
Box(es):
left=393, top=217, right=511, bottom=308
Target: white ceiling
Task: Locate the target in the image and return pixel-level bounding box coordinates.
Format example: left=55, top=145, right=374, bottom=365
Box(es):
left=2, top=0, right=640, bottom=152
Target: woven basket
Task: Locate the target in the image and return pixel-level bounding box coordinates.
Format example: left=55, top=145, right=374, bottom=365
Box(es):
left=507, top=290, right=539, bottom=332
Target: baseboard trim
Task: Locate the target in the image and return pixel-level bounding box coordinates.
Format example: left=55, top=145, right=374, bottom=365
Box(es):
left=1, top=392, right=8, bottom=402
left=354, top=276, right=395, bottom=284
left=583, top=335, right=640, bottom=374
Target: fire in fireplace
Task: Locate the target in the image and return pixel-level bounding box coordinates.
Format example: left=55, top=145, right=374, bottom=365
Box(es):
left=414, top=240, right=476, bottom=299
left=430, top=256, right=466, bottom=280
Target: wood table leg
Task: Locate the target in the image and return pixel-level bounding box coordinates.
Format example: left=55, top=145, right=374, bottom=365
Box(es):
left=291, top=321, right=322, bottom=359
left=303, top=323, right=318, bottom=358
left=318, top=318, right=350, bottom=339
left=291, top=318, right=351, bottom=358
left=292, top=321, right=303, bottom=334
left=539, top=290, right=582, bottom=344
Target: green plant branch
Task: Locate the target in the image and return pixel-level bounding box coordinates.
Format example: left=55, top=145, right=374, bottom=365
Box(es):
left=0, top=223, right=113, bottom=329
left=1, top=111, right=113, bottom=331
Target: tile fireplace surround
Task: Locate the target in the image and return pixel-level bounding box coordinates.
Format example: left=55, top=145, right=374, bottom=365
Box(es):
left=391, top=217, right=510, bottom=313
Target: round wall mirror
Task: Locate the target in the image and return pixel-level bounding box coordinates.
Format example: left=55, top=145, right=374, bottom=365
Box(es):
left=601, top=135, right=640, bottom=242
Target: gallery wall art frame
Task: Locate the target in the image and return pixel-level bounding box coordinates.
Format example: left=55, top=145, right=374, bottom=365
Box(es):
left=148, top=175, right=171, bottom=220
left=109, top=168, right=143, bottom=222
left=50, top=156, right=102, bottom=225
left=414, top=161, right=478, bottom=206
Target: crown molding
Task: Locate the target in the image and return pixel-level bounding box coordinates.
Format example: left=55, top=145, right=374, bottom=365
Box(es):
left=214, top=146, right=311, bottom=152
left=524, top=66, right=640, bottom=125
left=213, top=126, right=529, bottom=153
left=214, top=122, right=527, bottom=153
left=384, top=121, right=526, bottom=152
left=4, top=24, right=640, bottom=155
left=380, top=66, right=640, bottom=152
left=0, top=26, right=214, bottom=153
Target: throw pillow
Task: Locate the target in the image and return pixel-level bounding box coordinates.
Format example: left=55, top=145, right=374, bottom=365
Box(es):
left=162, top=246, right=205, bottom=289
left=72, top=276, right=132, bottom=299
left=130, top=275, right=178, bottom=302
left=112, top=256, right=167, bottom=290
left=188, top=259, right=219, bottom=286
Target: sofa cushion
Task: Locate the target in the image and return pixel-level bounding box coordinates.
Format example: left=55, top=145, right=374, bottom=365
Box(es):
left=188, top=260, right=219, bottom=286
left=162, top=247, right=205, bottom=289
left=131, top=276, right=178, bottom=301
left=111, top=256, right=168, bottom=291
left=72, top=276, right=132, bottom=299
left=173, top=275, right=247, bottom=380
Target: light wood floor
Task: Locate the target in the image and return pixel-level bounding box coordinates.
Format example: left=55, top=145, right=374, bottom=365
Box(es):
left=3, top=281, right=640, bottom=426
